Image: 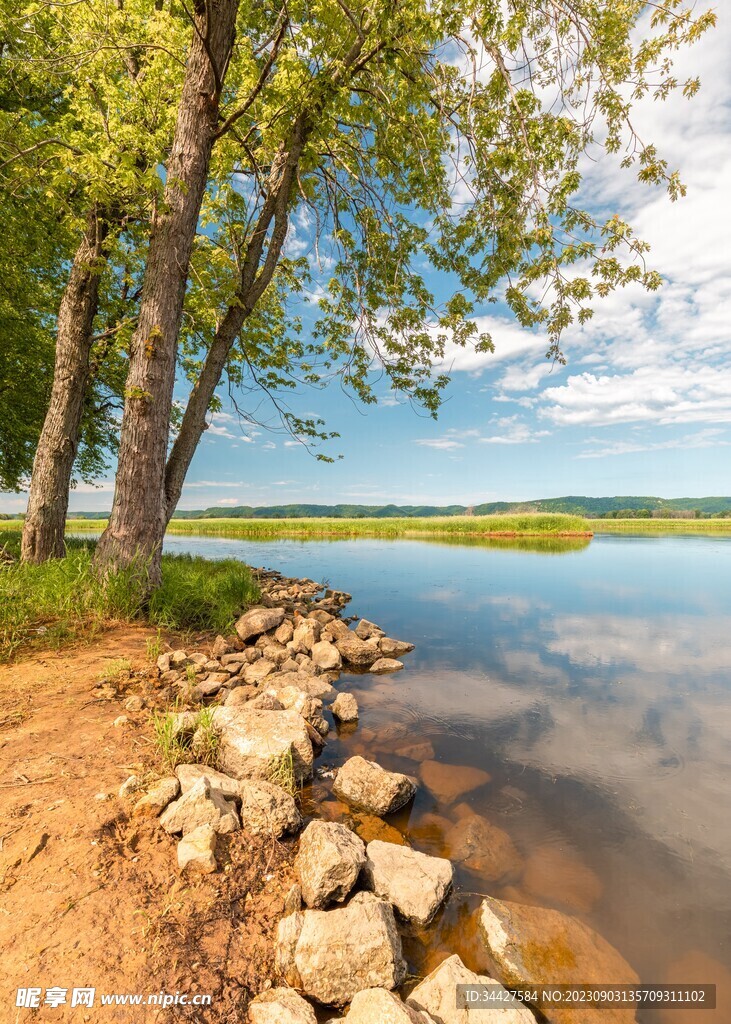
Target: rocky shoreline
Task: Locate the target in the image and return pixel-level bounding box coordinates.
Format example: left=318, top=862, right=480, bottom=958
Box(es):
left=118, top=568, right=639, bottom=1023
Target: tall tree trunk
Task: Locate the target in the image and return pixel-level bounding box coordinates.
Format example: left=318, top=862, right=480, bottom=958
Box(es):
left=21, top=207, right=111, bottom=563
left=94, top=0, right=239, bottom=588
left=163, top=125, right=309, bottom=520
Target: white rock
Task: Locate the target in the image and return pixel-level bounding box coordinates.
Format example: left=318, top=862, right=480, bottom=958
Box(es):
left=237, top=778, right=302, bottom=837
left=311, top=640, right=343, bottom=671
left=159, top=776, right=240, bottom=835
left=213, top=706, right=314, bottom=782
left=331, top=692, right=359, bottom=722
left=407, top=954, right=536, bottom=1023
left=363, top=840, right=453, bottom=927
left=132, top=777, right=180, bottom=818
left=291, top=618, right=321, bottom=653
left=118, top=774, right=143, bottom=799
left=295, top=820, right=366, bottom=908
left=235, top=606, right=286, bottom=642
left=177, top=824, right=217, bottom=874
left=276, top=893, right=405, bottom=1006
left=347, top=989, right=434, bottom=1023
left=333, top=756, right=416, bottom=816
left=248, top=988, right=317, bottom=1024
left=379, top=638, right=415, bottom=658
left=370, top=658, right=404, bottom=675
left=175, top=763, right=241, bottom=801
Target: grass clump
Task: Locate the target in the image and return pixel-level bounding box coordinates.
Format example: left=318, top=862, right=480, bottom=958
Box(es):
left=153, top=706, right=220, bottom=772
left=267, top=748, right=299, bottom=797
left=97, top=657, right=131, bottom=684
left=0, top=532, right=259, bottom=662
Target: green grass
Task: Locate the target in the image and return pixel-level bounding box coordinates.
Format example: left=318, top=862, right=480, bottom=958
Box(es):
left=589, top=518, right=731, bottom=534
left=152, top=706, right=221, bottom=773
left=0, top=532, right=259, bottom=662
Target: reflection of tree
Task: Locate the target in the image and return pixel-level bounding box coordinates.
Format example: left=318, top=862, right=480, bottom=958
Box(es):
left=422, top=535, right=592, bottom=555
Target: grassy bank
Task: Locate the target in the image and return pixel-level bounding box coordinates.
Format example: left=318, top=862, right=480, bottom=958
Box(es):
left=0, top=532, right=259, bottom=661
left=589, top=518, right=731, bottom=534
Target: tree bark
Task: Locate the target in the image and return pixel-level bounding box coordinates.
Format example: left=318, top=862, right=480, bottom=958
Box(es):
left=94, top=0, right=239, bottom=588
left=21, top=207, right=111, bottom=563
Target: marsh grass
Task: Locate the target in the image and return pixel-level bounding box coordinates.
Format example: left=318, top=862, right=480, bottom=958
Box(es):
left=590, top=518, right=731, bottom=534
left=0, top=532, right=259, bottom=662
left=163, top=512, right=591, bottom=539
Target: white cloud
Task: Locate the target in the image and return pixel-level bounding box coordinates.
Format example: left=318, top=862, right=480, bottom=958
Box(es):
left=577, top=428, right=729, bottom=459
left=479, top=416, right=551, bottom=445
left=215, top=497, right=241, bottom=505
left=414, top=438, right=465, bottom=450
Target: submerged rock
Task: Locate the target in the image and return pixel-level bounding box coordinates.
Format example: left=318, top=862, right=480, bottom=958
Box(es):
left=248, top=987, right=317, bottom=1024
left=419, top=761, right=491, bottom=803
left=276, top=892, right=405, bottom=1006
left=407, top=953, right=536, bottom=1023
left=363, top=840, right=452, bottom=927
left=446, top=811, right=522, bottom=881
left=213, top=706, right=314, bottom=782
left=177, top=824, right=217, bottom=874
left=295, top=820, right=366, bottom=909
left=333, top=756, right=416, bottom=816
left=477, top=897, right=640, bottom=1023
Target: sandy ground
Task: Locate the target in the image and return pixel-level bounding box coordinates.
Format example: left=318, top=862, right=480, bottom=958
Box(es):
left=0, top=628, right=295, bottom=1023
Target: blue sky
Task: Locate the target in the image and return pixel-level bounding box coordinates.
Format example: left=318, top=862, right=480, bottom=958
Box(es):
left=2, top=9, right=729, bottom=514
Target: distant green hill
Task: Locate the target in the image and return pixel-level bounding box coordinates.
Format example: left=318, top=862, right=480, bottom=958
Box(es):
left=45, top=495, right=731, bottom=520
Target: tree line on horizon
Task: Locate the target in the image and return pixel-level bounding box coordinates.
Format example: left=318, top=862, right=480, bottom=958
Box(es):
left=0, top=0, right=715, bottom=596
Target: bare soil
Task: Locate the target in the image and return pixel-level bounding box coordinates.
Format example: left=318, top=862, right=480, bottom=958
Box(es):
left=0, top=628, right=295, bottom=1022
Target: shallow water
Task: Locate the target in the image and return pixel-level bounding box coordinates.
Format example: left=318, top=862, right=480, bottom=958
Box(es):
left=92, top=531, right=731, bottom=1017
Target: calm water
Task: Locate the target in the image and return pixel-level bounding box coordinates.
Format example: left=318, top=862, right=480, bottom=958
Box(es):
left=108, top=532, right=731, bottom=1016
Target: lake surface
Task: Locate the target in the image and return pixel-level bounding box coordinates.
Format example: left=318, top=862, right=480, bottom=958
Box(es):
left=109, top=532, right=731, bottom=1017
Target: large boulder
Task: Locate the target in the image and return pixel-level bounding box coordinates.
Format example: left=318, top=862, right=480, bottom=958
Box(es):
left=177, top=824, right=217, bottom=874
left=328, top=620, right=382, bottom=667
left=333, top=756, right=416, bottom=816
left=477, top=897, right=640, bottom=1023
left=213, top=706, right=314, bottom=782
left=311, top=640, right=343, bottom=671
left=354, top=619, right=384, bottom=640
left=445, top=811, right=521, bottom=881
left=407, top=954, right=536, bottom=1023
left=276, top=892, right=406, bottom=1006
left=236, top=606, right=286, bottom=642
left=347, top=989, right=433, bottom=1023
left=248, top=987, right=317, bottom=1024
left=238, top=778, right=302, bottom=837
left=362, top=840, right=452, bottom=927
left=295, top=820, right=366, bottom=908
left=159, top=776, right=240, bottom=835
left=175, top=763, right=241, bottom=801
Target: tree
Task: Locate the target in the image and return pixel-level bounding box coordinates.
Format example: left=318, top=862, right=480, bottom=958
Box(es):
left=6, top=0, right=715, bottom=590
left=159, top=0, right=714, bottom=530
left=1, top=0, right=185, bottom=561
